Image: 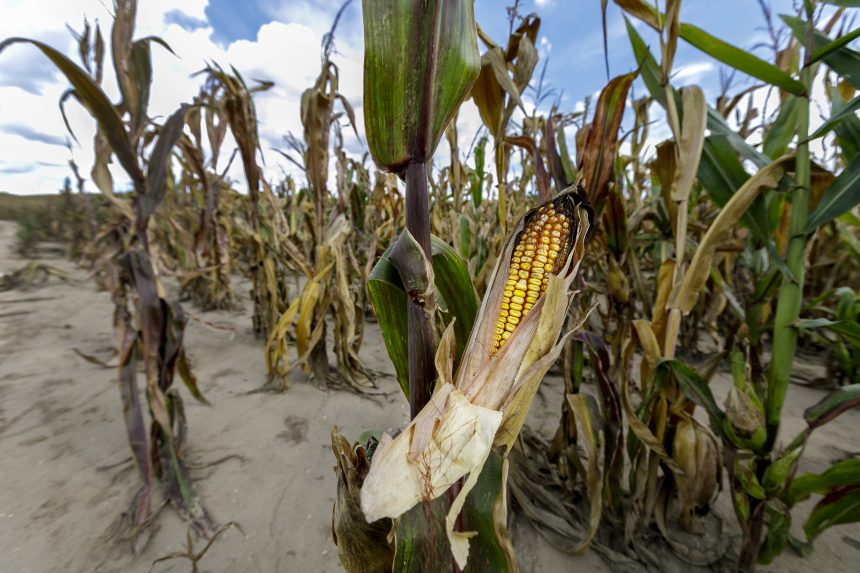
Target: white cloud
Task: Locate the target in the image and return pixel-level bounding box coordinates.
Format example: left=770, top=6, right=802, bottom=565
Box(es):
left=672, top=61, right=715, bottom=84
left=0, top=0, right=365, bottom=195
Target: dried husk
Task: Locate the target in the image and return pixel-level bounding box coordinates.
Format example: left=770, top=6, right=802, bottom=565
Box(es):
left=360, top=187, right=592, bottom=568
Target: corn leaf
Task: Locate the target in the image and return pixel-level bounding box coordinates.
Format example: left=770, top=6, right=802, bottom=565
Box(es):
left=624, top=20, right=769, bottom=166
left=368, top=236, right=478, bottom=397
left=0, top=37, right=143, bottom=185
left=673, top=156, right=793, bottom=314
left=808, top=95, right=860, bottom=140
left=805, top=153, right=860, bottom=231
left=803, top=485, right=860, bottom=543
left=142, top=104, right=192, bottom=220
left=787, top=458, right=860, bottom=506
left=625, top=17, right=666, bottom=108
left=763, top=95, right=801, bottom=159
left=614, top=0, right=661, bottom=31
left=782, top=15, right=860, bottom=89
left=698, top=135, right=770, bottom=242
left=579, top=70, right=638, bottom=212
left=670, top=86, right=707, bottom=203
left=804, top=384, right=860, bottom=429
left=567, top=393, right=604, bottom=552
left=657, top=359, right=726, bottom=431
left=679, top=23, right=806, bottom=95
left=808, top=25, right=860, bottom=66
left=459, top=451, right=517, bottom=571
left=393, top=497, right=450, bottom=572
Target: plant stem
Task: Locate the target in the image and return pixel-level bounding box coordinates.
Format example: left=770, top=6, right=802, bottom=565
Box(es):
left=405, top=160, right=436, bottom=418
left=765, top=14, right=813, bottom=448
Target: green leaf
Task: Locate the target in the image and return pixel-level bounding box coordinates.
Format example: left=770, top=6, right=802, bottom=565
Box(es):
left=698, top=135, right=770, bottom=241
left=469, top=136, right=487, bottom=208
left=804, top=384, right=860, bottom=429
left=368, top=236, right=478, bottom=397
left=806, top=153, right=860, bottom=231
left=763, top=95, right=801, bottom=159
left=758, top=501, right=792, bottom=564
left=782, top=15, right=860, bottom=89
left=363, top=0, right=481, bottom=173
left=795, top=317, right=860, bottom=347
left=657, top=359, right=726, bottom=431
left=393, top=496, right=450, bottom=572
left=706, top=107, right=771, bottom=167
left=431, top=238, right=479, bottom=361
left=460, top=451, right=516, bottom=572
left=367, top=258, right=409, bottom=396
left=787, top=458, right=860, bottom=506
left=803, top=485, right=860, bottom=542
left=625, top=16, right=666, bottom=108
left=0, top=37, right=143, bottom=185
left=808, top=95, right=860, bottom=141
left=392, top=451, right=514, bottom=572
left=679, top=23, right=806, bottom=96
left=808, top=25, right=860, bottom=66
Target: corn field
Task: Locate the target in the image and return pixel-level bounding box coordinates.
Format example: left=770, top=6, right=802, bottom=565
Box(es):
left=0, top=0, right=859, bottom=572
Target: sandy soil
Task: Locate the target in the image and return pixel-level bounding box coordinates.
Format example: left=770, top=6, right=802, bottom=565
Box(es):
left=0, top=219, right=857, bottom=573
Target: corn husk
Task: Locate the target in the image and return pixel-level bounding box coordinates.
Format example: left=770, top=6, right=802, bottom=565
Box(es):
left=361, top=187, right=592, bottom=568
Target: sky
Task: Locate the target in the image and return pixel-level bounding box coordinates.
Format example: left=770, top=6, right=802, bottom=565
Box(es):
left=0, top=0, right=840, bottom=196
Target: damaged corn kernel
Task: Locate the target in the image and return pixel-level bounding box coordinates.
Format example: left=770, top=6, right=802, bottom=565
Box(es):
left=493, top=200, right=575, bottom=352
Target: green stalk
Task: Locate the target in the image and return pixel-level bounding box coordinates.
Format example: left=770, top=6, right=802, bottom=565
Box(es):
left=765, top=12, right=813, bottom=447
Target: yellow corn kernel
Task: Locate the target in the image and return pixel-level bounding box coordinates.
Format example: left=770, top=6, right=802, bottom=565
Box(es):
left=492, top=200, right=574, bottom=352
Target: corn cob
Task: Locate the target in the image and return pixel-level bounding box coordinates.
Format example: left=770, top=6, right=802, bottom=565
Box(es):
left=493, top=200, right=575, bottom=352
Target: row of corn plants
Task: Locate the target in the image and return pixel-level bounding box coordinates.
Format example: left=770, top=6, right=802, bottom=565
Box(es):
left=331, top=0, right=860, bottom=572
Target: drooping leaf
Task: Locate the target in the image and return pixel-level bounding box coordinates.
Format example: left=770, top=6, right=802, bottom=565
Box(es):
left=698, top=135, right=770, bottom=242
left=567, top=393, right=604, bottom=552
left=0, top=37, right=143, bottom=185
left=670, top=85, right=707, bottom=203
left=614, top=0, right=661, bottom=31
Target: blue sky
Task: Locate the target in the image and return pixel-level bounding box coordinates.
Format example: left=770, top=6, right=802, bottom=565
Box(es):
left=0, top=0, right=838, bottom=195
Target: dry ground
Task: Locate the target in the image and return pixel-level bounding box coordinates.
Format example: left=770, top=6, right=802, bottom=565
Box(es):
left=0, top=220, right=857, bottom=572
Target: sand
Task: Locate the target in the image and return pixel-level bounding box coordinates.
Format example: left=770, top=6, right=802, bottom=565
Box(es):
left=0, top=219, right=857, bottom=573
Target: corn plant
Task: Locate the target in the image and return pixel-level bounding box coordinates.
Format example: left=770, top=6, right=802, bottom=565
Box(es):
left=615, top=1, right=860, bottom=569
left=264, top=8, right=378, bottom=392
left=173, top=82, right=239, bottom=311
left=0, top=0, right=214, bottom=544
